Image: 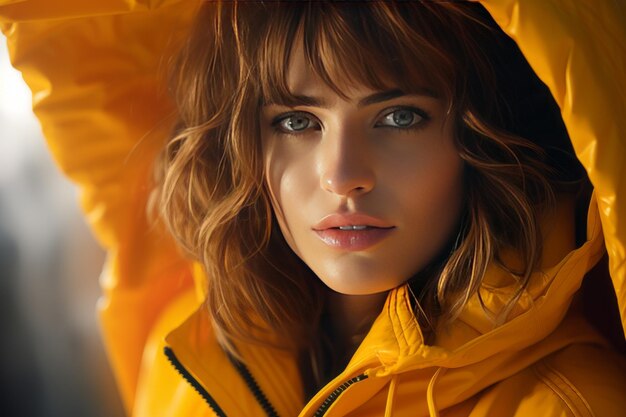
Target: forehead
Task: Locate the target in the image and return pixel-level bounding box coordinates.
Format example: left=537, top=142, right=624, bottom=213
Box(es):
left=285, top=42, right=377, bottom=100
left=285, top=42, right=316, bottom=93
left=257, top=5, right=457, bottom=108
left=279, top=42, right=439, bottom=110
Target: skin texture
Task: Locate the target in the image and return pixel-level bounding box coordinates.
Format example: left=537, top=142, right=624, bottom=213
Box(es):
left=261, top=46, right=465, bottom=299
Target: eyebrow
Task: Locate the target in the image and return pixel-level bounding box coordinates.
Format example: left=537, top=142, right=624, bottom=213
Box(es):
left=266, top=88, right=439, bottom=108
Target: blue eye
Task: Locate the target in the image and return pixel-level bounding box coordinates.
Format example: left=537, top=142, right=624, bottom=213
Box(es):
left=275, top=112, right=319, bottom=133
left=377, top=108, right=427, bottom=128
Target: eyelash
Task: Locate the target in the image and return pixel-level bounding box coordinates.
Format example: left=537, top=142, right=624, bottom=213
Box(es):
left=270, top=106, right=431, bottom=137
left=375, top=106, right=431, bottom=130
left=271, top=111, right=322, bottom=136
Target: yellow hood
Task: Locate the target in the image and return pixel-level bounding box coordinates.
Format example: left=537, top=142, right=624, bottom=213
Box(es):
left=2, top=0, right=625, bottom=415
left=480, top=0, right=626, bottom=336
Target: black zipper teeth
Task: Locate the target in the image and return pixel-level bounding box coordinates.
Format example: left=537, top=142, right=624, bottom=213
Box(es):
left=164, top=347, right=228, bottom=417
left=313, top=374, right=368, bottom=417
left=227, top=353, right=281, bottom=417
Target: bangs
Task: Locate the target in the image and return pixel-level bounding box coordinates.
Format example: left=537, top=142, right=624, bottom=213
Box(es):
left=254, top=2, right=468, bottom=107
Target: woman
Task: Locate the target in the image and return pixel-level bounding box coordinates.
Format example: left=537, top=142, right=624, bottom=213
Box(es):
left=2, top=1, right=625, bottom=416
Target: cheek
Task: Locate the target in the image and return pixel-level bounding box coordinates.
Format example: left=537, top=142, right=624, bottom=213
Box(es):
left=386, top=139, right=465, bottom=264
left=263, top=140, right=317, bottom=255
left=417, top=163, right=465, bottom=242
left=413, top=157, right=464, bottom=215
left=419, top=158, right=465, bottom=253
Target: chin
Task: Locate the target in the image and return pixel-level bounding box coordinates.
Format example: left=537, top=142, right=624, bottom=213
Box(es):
left=318, top=270, right=405, bottom=296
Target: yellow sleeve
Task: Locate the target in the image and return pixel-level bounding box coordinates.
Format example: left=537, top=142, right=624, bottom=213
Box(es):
left=479, top=0, right=626, bottom=337
left=1, top=0, right=201, bottom=412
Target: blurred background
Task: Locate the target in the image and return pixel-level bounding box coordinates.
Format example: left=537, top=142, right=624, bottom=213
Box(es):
left=0, top=34, right=125, bottom=417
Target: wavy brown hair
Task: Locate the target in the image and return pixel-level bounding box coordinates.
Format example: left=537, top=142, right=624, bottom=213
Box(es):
left=153, top=1, right=585, bottom=377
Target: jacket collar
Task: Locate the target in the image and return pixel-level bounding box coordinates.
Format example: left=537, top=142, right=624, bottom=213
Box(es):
left=166, top=194, right=607, bottom=416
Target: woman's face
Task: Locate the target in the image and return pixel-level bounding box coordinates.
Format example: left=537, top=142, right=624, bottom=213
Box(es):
left=261, top=47, right=465, bottom=295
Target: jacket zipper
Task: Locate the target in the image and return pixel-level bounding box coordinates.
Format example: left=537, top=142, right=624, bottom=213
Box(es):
left=164, top=346, right=280, bottom=417
left=313, top=373, right=368, bottom=417
left=226, top=352, right=280, bottom=417
left=165, top=345, right=368, bottom=417
left=164, top=346, right=228, bottom=417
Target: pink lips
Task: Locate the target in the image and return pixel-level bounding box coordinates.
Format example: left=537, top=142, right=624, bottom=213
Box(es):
left=313, top=213, right=395, bottom=251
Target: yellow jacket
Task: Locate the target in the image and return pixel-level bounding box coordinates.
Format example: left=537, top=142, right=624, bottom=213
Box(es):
left=2, top=1, right=625, bottom=416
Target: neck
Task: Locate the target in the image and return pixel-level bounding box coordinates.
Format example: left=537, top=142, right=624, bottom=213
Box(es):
left=326, top=290, right=388, bottom=361
left=300, top=290, right=389, bottom=400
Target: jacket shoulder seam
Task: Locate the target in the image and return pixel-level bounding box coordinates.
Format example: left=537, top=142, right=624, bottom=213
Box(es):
left=531, top=359, right=595, bottom=417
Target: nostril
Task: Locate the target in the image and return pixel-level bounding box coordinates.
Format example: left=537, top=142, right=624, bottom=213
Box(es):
left=319, top=143, right=376, bottom=196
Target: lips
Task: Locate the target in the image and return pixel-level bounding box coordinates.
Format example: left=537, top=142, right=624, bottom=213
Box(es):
left=313, top=213, right=395, bottom=251
left=313, top=213, right=394, bottom=231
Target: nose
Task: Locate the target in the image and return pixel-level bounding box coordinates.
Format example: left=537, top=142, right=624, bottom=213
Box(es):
left=319, top=128, right=375, bottom=197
